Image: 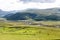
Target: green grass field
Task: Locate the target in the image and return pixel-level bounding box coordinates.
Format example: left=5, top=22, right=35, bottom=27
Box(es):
left=0, top=26, right=60, bottom=40
left=0, top=21, right=60, bottom=40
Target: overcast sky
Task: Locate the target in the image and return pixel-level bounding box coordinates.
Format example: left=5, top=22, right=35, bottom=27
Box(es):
left=0, top=0, right=60, bottom=11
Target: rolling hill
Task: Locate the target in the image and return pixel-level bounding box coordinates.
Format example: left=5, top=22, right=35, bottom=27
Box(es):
left=3, top=8, right=60, bottom=21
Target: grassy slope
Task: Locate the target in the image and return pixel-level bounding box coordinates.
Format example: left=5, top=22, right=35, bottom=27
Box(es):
left=0, top=21, right=60, bottom=40
left=0, top=26, right=60, bottom=40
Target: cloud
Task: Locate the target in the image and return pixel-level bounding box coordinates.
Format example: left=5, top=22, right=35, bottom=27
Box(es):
left=20, top=0, right=55, bottom=3
left=0, top=0, right=60, bottom=11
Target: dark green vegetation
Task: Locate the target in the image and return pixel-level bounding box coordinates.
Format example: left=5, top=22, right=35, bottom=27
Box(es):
left=3, top=8, right=60, bottom=21
left=4, top=12, right=60, bottom=21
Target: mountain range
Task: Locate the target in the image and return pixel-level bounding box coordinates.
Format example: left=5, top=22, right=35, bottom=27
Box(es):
left=0, top=8, right=60, bottom=21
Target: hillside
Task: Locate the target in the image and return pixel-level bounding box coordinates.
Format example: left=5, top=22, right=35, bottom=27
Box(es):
left=3, top=8, right=60, bottom=21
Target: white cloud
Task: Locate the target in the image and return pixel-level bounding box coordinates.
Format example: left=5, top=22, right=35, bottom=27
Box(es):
left=0, top=0, right=60, bottom=11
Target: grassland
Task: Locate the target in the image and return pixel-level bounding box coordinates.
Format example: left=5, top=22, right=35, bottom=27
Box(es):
left=0, top=21, right=60, bottom=40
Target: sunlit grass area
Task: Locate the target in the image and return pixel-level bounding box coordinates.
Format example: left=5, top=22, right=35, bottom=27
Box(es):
left=0, top=26, right=60, bottom=40
left=40, top=21, right=60, bottom=25
left=0, top=21, right=60, bottom=40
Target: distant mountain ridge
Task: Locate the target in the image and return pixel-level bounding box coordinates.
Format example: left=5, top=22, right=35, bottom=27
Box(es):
left=0, top=9, right=18, bottom=17
left=0, top=9, right=9, bottom=17
left=2, top=8, right=60, bottom=21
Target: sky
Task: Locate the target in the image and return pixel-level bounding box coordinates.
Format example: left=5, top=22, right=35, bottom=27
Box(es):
left=0, top=0, right=60, bottom=11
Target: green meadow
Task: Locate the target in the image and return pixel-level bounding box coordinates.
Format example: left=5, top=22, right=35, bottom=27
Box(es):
left=0, top=21, right=60, bottom=40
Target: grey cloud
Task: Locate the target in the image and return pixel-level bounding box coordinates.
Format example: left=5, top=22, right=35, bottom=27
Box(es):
left=20, top=0, right=55, bottom=3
